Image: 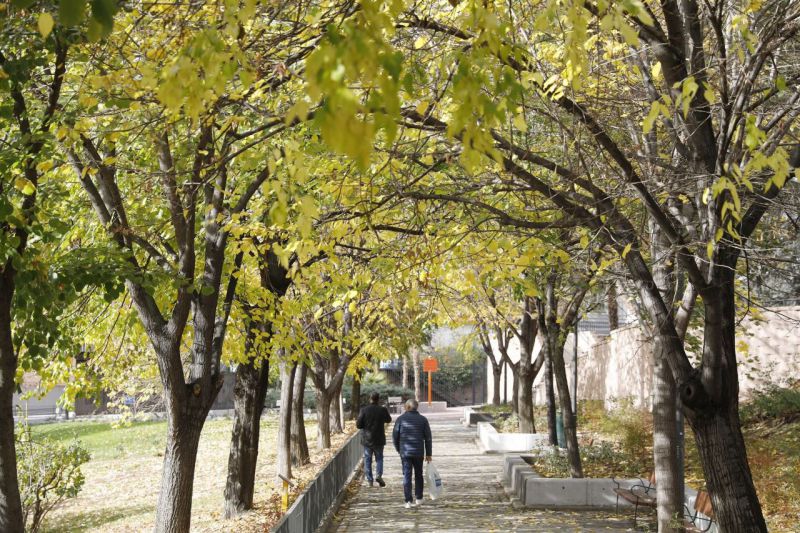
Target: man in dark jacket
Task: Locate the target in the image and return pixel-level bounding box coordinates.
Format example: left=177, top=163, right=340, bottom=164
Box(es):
left=392, top=399, right=432, bottom=508
left=356, top=392, right=392, bottom=487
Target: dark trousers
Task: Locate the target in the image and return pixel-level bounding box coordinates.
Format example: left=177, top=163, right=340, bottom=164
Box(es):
left=363, top=445, right=384, bottom=482
left=401, top=455, right=424, bottom=502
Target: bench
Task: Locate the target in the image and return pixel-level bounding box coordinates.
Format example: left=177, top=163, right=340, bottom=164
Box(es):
left=387, top=396, right=403, bottom=413
left=613, top=472, right=656, bottom=522
left=684, top=490, right=715, bottom=532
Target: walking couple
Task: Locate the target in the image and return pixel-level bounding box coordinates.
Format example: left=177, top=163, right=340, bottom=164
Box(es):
left=356, top=394, right=433, bottom=508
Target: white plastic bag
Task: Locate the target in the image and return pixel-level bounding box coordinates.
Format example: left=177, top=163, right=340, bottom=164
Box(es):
left=426, top=461, right=443, bottom=499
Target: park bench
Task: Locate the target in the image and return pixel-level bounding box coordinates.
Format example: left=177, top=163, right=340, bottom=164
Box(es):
left=613, top=472, right=656, bottom=522
left=684, top=490, right=715, bottom=532
left=387, top=396, right=403, bottom=413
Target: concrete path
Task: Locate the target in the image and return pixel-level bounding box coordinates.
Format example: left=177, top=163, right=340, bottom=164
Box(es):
left=327, top=409, right=637, bottom=532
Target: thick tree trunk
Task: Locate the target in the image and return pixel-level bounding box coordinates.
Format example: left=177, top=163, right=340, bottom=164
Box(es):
left=653, top=339, right=682, bottom=532
left=154, top=410, right=207, bottom=533
left=401, top=356, right=408, bottom=389
left=412, top=349, right=421, bottom=401
left=0, top=296, right=23, bottom=533
left=683, top=281, right=766, bottom=532
left=491, top=364, right=502, bottom=406
left=544, top=353, right=558, bottom=446
left=316, top=389, right=332, bottom=450
left=276, top=361, right=296, bottom=481
left=291, top=364, right=310, bottom=466
left=691, top=410, right=766, bottom=532
left=223, top=355, right=269, bottom=518
left=549, top=333, right=583, bottom=478
left=517, top=367, right=536, bottom=433
left=350, top=373, right=362, bottom=420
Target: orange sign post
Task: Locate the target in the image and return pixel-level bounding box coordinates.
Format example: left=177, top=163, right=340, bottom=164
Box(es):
left=422, top=358, right=439, bottom=406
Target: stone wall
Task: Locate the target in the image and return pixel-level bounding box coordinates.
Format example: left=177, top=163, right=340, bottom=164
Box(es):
left=488, top=306, right=800, bottom=410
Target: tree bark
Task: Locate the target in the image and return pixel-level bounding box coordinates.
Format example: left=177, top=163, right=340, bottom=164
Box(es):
left=517, top=367, right=536, bottom=433
left=291, top=364, right=310, bottom=466
left=401, top=356, right=408, bottom=389
left=607, top=282, right=619, bottom=331
left=154, top=407, right=208, bottom=533
left=0, top=294, right=23, bottom=533
left=648, top=222, right=683, bottom=532
left=653, top=338, right=682, bottom=531
left=491, top=365, right=502, bottom=406
left=276, top=361, right=296, bottom=481
left=684, top=278, right=766, bottom=532
left=510, top=365, right=519, bottom=414
left=316, top=388, right=332, bottom=450
left=411, top=348, right=421, bottom=401
left=350, top=372, right=362, bottom=420
left=544, top=352, right=558, bottom=446
left=223, top=352, right=269, bottom=518
left=329, top=381, right=344, bottom=434
left=549, top=332, right=583, bottom=478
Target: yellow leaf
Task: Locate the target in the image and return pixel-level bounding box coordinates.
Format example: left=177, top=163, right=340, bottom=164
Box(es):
left=706, top=241, right=715, bottom=259
left=38, top=13, right=54, bottom=38
left=621, top=243, right=632, bottom=258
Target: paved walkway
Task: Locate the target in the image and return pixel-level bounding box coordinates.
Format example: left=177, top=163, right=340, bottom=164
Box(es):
left=327, top=409, right=637, bottom=532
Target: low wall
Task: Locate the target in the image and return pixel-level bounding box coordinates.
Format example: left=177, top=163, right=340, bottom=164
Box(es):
left=477, top=422, right=548, bottom=453
left=501, top=456, right=717, bottom=531
left=271, top=431, right=362, bottom=533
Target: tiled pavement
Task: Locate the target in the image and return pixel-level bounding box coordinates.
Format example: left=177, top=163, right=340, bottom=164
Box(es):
left=327, top=409, right=638, bottom=532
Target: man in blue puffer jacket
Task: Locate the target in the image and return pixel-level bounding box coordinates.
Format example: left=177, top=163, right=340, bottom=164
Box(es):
left=392, top=399, right=433, bottom=508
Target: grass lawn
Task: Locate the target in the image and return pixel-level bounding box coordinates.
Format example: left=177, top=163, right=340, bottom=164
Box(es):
left=32, top=416, right=356, bottom=532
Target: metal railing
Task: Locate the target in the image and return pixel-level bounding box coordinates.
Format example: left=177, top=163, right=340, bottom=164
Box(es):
left=271, top=430, right=362, bottom=533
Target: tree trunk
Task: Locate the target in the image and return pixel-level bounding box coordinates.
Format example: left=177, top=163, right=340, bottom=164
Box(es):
left=329, top=381, right=343, bottom=434
left=510, top=366, right=519, bottom=415
left=517, top=367, right=536, bottom=433
left=0, top=296, right=23, bottom=533
left=402, top=356, right=408, bottom=389
left=350, top=373, right=362, bottom=420
left=223, top=355, right=269, bottom=518
left=154, top=411, right=207, bottom=533
left=683, top=281, right=766, bottom=532
left=491, top=364, right=502, bottom=406
left=607, top=282, right=619, bottom=331
left=690, top=410, right=766, bottom=532
left=412, top=348, right=421, bottom=401
left=549, top=333, right=583, bottom=478
left=291, top=364, right=310, bottom=466
left=653, top=338, right=682, bottom=532
left=316, top=389, right=332, bottom=450
left=544, top=352, right=558, bottom=446
left=276, top=361, right=295, bottom=481
left=649, top=223, right=683, bottom=532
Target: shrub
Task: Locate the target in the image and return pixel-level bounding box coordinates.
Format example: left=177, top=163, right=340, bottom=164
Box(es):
left=476, top=403, right=512, bottom=416
left=16, top=423, right=90, bottom=532
left=342, top=383, right=414, bottom=407
left=740, top=385, right=800, bottom=423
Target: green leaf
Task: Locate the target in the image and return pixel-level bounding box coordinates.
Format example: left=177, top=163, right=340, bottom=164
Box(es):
left=59, top=0, right=87, bottom=27
left=38, top=13, right=55, bottom=38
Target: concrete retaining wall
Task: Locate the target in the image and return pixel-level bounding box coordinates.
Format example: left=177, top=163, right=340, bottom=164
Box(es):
left=477, top=422, right=549, bottom=453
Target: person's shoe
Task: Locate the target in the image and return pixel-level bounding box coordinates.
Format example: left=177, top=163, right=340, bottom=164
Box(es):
left=376, top=477, right=386, bottom=487
left=415, top=498, right=423, bottom=506
left=404, top=502, right=412, bottom=509
left=368, top=480, right=374, bottom=487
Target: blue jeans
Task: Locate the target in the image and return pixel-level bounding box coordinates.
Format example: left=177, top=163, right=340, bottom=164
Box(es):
left=401, top=456, right=424, bottom=502
left=363, top=446, right=384, bottom=482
